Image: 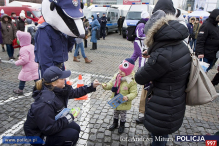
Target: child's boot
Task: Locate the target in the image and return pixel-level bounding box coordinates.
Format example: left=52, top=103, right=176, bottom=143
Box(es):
left=118, top=121, right=125, bottom=134
left=13, top=89, right=23, bottom=95
left=109, top=118, right=118, bottom=131
left=2, top=47, right=5, bottom=52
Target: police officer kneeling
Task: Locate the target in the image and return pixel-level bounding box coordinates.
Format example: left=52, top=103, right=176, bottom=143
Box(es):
left=23, top=66, right=101, bottom=146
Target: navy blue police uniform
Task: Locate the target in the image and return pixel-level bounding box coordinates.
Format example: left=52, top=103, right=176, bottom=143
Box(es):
left=24, top=66, right=96, bottom=146
left=100, top=15, right=107, bottom=39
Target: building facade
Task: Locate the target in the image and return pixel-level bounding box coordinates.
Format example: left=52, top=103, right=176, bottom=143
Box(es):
left=183, top=0, right=218, bottom=11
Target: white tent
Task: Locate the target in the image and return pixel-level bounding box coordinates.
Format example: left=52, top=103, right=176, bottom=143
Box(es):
left=188, top=10, right=210, bottom=21
left=7, top=1, right=41, bottom=10
left=188, top=11, right=210, bottom=17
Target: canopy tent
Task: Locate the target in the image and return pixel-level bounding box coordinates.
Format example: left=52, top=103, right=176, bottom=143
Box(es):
left=188, top=10, right=210, bottom=21
left=7, top=1, right=41, bottom=10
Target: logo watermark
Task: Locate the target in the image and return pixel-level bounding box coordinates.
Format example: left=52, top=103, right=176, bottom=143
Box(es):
left=2, top=136, right=45, bottom=144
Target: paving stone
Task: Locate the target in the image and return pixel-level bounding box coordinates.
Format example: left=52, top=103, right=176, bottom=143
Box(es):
left=95, top=143, right=103, bottom=146
left=98, top=127, right=105, bottom=133
left=104, top=136, right=111, bottom=143
left=97, top=133, right=104, bottom=139
left=105, top=130, right=111, bottom=136
left=109, top=141, right=119, bottom=146
left=82, top=133, right=89, bottom=140
left=89, top=134, right=96, bottom=141
left=90, top=128, right=97, bottom=133
left=87, top=141, right=95, bottom=146
left=112, top=134, right=120, bottom=140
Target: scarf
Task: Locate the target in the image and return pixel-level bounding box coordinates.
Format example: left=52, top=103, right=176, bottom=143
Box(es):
left=111, top=74, right=122, bottom=96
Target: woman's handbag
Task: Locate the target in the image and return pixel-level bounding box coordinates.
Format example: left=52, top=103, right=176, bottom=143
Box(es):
left=12, top=38, right=20, bottom=49
left=84, top=35, right=88, bottom=40
left=185, top=42, right=217, bottom=105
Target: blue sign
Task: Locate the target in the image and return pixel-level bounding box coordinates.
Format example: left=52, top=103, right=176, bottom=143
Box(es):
left=175, top=135, right=219, bottom=142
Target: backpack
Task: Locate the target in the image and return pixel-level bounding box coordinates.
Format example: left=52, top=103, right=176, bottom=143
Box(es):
left=184, top=42, right=218, bottom=105
left=126, top=19, right=147, bottom=41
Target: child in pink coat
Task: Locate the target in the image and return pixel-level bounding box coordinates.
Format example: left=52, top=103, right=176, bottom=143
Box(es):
left=13, top=31, right=38, bottom=95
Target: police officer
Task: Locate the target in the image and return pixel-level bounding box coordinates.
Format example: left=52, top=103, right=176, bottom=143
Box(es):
left=23, top=66, right=101, bottom=146
left=100, top=13, right=107, bottom=40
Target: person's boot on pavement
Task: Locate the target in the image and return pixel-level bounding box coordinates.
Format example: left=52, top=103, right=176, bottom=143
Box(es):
left=84, top=57, right=92, bottom=63
left=2, top=47, right=5, bottom=52
left=94, top=43, right=97, bottom=49
left=118, top=120, right=125, bottom=134
left=73, top=57, right=80, bottom=62
left=13, top=89, right=23, bottom=95
left=90, top=43, right=95, bottom=50
left=109, top=118, right=118, bottom=131
left=136, top=117, right=144, bottom=124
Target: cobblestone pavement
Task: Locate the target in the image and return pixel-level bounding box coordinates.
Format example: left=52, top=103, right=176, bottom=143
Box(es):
left=0, top=32, right=219, bottom=146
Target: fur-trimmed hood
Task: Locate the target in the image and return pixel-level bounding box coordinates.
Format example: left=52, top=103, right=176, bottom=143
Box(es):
left=144, top=15, right=189, bottom=51
left=189, top=17, right=196, bottom=23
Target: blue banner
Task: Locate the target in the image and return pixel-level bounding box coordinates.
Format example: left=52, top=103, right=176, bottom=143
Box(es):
left=175, top=135, right=219, bottom=142
left=2, top=136, right=45, bottom=144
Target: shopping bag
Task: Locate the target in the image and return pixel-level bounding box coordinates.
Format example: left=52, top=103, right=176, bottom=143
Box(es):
left=199, top=58, right=210, bottom=72
left=12, top=38, right=20, bottom=49
left=139, top=86, right=147, bottom=113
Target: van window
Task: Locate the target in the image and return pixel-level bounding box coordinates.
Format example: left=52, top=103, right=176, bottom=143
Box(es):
left=107, top=12, right=111, bottom=18
left=111, top=12, right=115, bottom=20
left=115, top=13, right=118, bottom=20
left=32, top=11, right=42, bottom=18
left=126, top=12, right=141, bottom=20
left=27, top=11, right=33, bottom=18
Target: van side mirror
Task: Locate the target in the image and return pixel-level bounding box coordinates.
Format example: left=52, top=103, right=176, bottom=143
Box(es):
left=31, top=14, right=34, bottom=18
left=107, top=17, right=110, bottom=21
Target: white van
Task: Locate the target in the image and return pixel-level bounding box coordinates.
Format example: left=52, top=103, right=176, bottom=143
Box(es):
left=122, top=3, right=150, bottom=38
left=88, top=5, right=120, bottom=35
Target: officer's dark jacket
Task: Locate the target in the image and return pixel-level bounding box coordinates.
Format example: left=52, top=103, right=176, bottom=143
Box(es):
left=135, top=15, right=191, bottom=135
left=101, top=16, right=107, bottom=27
left=195, top=9, right=219, bottom=60
left=24, top=84, right=95, bottom=137
left=34, top=22, right=75, bottom=76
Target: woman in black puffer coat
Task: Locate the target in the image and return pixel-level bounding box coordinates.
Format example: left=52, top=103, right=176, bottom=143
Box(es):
left=195, top=9, right=219, bottom=72
left=135, top=10, right=191, bottom=146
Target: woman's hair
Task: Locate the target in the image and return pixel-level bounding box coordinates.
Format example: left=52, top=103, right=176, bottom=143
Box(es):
left=35, top=78, right=57, bottom=91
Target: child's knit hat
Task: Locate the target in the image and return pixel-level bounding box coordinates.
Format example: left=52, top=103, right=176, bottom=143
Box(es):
left=119, top=58, right=135, bottom=76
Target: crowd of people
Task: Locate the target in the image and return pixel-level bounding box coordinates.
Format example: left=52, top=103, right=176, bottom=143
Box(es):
left=0, top=11, right=37, bottom=60
left=0, top=0, right=219, bottom=145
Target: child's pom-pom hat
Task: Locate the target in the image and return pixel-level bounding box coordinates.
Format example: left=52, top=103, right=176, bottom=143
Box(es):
left=119, top=58, right=135, bottom=76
